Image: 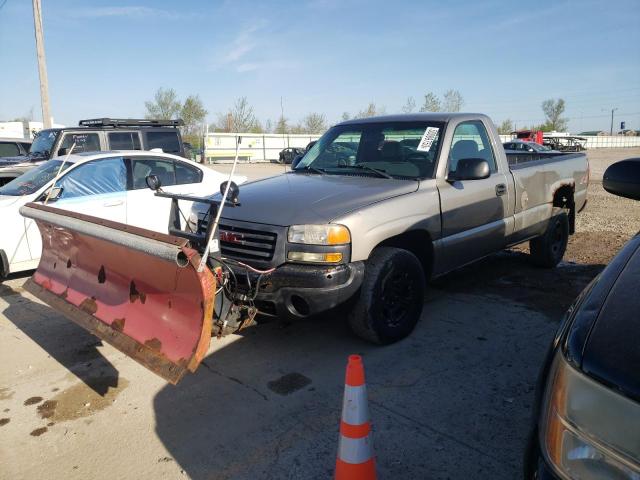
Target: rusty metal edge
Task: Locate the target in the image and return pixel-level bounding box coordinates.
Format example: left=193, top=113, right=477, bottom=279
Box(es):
left=24, top=277, right=189, bottom=385
left=24, top=202, right=189, bottom=247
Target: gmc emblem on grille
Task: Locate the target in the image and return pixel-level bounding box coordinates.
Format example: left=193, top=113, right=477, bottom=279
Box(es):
left=220, top=231, right=243, bottom=244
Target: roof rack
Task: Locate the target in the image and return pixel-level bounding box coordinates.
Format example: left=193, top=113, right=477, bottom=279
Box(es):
left=78, top=118, right=184, bottom=128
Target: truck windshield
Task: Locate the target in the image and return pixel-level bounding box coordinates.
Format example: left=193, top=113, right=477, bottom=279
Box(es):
left=0, top=160, right=72, bottom=196
left=29, top=129, right=59, bottom=156
left=294, top=121, right=444, bottom=179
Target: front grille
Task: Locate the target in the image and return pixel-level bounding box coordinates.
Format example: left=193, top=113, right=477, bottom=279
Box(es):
left=199, top=217, right=278, bottom=261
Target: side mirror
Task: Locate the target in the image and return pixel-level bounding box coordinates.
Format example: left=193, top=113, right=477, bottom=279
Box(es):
left=291, top=155, right=303, bottom=169
left=220, top=180, right=240, bottom=204
left=46, top=186, right=63, bottom=202
left=57, top=147, right=67, bottom=156
left=448, top=158, right=490, bottom=182
left=603, top=158, right=640, bottom=200
left=146, top=174, right=162, bottom=191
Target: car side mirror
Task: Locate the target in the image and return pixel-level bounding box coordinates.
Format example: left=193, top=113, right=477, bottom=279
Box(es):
left=46, top=186, right=63, bottom=202
left=57, top=147, right=67, bottom=156
left=603, top=158, right=640, bottom=200
left=146, top=174, right=162, bottom=191
left=220, top=180, right=240, bottom=204
left=291, top=155, right=303, bottom=169
left=448, top=158, right=490, bottom=182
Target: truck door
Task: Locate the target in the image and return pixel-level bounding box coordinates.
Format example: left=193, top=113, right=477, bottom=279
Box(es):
left=436, top=120, right=511, bottom=273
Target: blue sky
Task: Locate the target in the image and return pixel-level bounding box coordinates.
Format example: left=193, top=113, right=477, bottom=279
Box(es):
left=1, top=0, right=639, bottom=132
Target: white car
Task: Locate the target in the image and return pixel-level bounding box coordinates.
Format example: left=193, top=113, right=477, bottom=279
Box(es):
left=0, top=150, right=246, bottom=277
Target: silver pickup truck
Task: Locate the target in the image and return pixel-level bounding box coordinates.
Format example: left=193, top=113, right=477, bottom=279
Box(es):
left=194, top=113, right=589, bottom=344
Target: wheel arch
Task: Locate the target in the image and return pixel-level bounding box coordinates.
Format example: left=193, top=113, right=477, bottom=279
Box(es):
left=374, top=229, right=434, bottom=280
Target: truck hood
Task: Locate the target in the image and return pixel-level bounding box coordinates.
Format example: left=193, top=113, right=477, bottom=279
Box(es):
left=218, top=173, right=419, bottom=225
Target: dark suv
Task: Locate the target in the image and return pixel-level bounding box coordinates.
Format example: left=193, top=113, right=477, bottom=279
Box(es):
left=0, top=118, right=185, bottom=186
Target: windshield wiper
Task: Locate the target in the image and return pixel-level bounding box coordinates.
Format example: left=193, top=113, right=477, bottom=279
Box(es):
left=293, top=165, right=325, bottom=174
left=337, top=164, right=392, bottom=179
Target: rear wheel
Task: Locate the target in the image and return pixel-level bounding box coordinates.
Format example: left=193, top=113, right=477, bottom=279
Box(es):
left=529, top=211, right=569, bottom=268
left=348, top=247, right=425, bottom=344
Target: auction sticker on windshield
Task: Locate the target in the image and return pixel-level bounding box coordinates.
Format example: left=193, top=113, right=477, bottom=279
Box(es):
left=417, top=127, right=439, bottom=152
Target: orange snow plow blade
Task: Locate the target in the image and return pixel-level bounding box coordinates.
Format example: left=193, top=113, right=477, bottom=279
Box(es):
left=20, top=203, right=216, bottom=384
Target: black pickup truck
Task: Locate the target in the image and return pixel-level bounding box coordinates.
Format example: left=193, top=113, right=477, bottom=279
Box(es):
left=0, top=118, right=186, bottom=186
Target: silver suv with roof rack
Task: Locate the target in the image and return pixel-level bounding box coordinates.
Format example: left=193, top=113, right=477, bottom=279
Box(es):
left=0, top=118, right=186, bottom=186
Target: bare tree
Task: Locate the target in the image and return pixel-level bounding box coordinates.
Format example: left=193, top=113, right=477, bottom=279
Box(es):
left=264, top=119, right=274, bottom=133
left=497, top=119, right=514, bottom=135
left=541, top=98, right=567, bottom=132
left=420, top=92, right=441, bottom=112
left=355, top=102, right=385, bottom=119
left=442, top=89, right=464, bottom=112
left=227, top=97, right=258, bottom=132
left=275, top=115, right=289, bottom=134
left=180, top=95, right=207, bottom=136
left=145, top=87, right=182, bottom=119
left=401, top=96, right=416, bottom=113
left=302, top=112, right=327, bottom=133
left=341, top=112, right=351, bottom=122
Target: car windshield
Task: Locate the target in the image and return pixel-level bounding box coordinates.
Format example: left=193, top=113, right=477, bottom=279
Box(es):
left=29, top=129, right=59, bottom=156
left=294, top=121, right=444, bottom=179
left=0, top=160, right=72, bottom=196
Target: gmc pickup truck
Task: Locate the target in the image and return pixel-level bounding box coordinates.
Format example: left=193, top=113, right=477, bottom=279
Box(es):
left=192, top=113, right=589, bottom=344
left=20, top=113, right=589, bottom=383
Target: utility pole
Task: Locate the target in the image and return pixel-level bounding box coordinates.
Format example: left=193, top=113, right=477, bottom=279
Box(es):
left=608, top=108, right=618, bottom=136
left=32, top=0, right=51, bottom=128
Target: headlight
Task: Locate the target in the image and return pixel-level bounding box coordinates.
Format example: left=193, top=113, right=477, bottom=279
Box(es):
left=287, top=224, right=350, bottom=245
left=541, top=352, right=640, bottom=479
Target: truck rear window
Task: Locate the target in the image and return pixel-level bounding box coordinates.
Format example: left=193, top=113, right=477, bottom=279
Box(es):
left=108, top=132, right=141, bottom=150
left=145, top=131, right=181, bottom=154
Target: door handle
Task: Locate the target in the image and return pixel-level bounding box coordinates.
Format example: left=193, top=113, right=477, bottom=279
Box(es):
left=495, top=184, right=507, bottom=196
left=103, top=199, right=124, bottom=207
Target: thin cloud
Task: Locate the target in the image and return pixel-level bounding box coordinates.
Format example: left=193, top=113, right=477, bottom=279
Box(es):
left=71, top=6, right=181, bottom=20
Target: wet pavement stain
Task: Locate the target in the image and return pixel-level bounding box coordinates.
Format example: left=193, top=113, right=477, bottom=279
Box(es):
left=24, top=396, right=43, bottom=406
left=0, top=387, right=14, bottom=400
left=0, top=418, right=10, bottom=426
left=35, top=376, right=129, bottom=423
left=30, top=427, right=47, bottom=436
left=267, top=373, right=312, bottom=396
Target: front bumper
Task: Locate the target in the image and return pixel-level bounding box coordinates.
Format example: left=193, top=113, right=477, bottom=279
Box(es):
left=232, top=261, right=365, bottom=319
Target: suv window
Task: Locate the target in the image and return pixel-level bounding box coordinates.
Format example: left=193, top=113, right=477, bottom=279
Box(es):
left=57, top=157, right=127, bottom=199
left=108, top=132, right=141, bottom=150
left=131, top=158, right=177, bottom=189
left=175, top=162, right=203, bottom=184
left=0, top=142, right=20, bottom=157
left=145, top=131, right=181, bottom=154
left=448, top=121, right=497, bottom=173
left=59, top=132, right=101, bottom=154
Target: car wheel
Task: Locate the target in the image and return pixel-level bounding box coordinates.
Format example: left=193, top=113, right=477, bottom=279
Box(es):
left=530, top=210, right=569, bottom=268
left=348, top=247, right=425, bottom=344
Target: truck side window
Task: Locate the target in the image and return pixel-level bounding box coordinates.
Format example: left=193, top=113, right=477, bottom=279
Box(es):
left=448, top=121, right=497, bottom=174
left=108, top=132, right=141, bottom=150
left=57, top=157, right=127, bottom=198
left=145, top=131, right=181, bottom=154
left=131, top=158, right=177, bottom=189
left=59, top=133, right=101, bottom=154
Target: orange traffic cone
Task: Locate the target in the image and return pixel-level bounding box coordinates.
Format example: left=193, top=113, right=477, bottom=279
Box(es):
left=335, top=355, right=376, bottom=480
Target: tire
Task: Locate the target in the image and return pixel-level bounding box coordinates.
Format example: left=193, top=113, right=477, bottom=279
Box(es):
left=529, top=211, right=569, bottom=268
left=348, top=247, right=425, bottom=344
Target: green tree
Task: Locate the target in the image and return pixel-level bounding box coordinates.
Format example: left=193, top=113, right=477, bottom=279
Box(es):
left=541, top=98, right=567, bottom=131
left=497, top=119, right=514, bottom=135
left=145, top=88, right=181, bottom=119
left=275, top=115, right=289, bottom=134
left=180, top=95, right=207, bottom=136
left=420, top=92, right=441, bottom=112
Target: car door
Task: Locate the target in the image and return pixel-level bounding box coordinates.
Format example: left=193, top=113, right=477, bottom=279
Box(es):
left=436, top=120, right=512, bottom=273
left=25, top=157, right=128, bottom=261
left=126, top=156, right=204, bottom=233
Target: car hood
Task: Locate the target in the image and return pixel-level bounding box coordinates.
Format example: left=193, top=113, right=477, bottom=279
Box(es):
left=216, top=173, right=419, bottom=225
left=0, top=194, right=23, bottom=207
left=567, top=233, right=640, bottom=402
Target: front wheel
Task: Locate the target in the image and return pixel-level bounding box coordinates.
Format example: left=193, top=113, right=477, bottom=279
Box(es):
left=348, top=247, right=425, bottom=344
left=529, top=211, right=569, bottom=268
